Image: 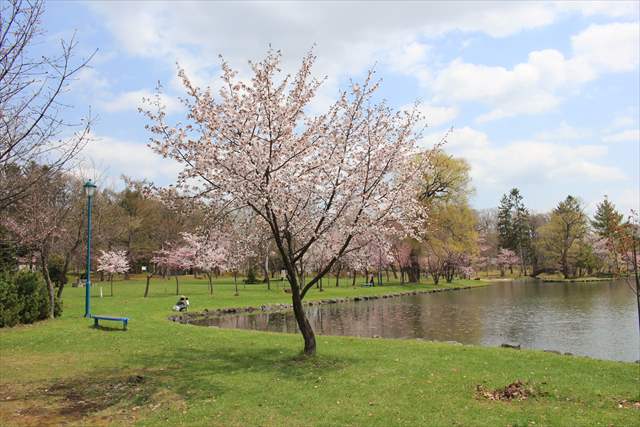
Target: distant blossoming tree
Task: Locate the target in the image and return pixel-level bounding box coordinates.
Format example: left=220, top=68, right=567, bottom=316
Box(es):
left=143, top=50, right=434, bottom=354
left=97, top=250, right=130, bottom=296
left=183, top=232, right=229, bottom=295
left=497, top=248, right=519, bottom=276
left=152, top=241, right=196, bottom=295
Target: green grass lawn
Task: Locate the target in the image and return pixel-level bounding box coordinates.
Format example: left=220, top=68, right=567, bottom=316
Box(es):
left=1, top=275, right=638, bottom=426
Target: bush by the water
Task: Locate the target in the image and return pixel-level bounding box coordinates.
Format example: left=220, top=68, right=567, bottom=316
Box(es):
left=0, top=271, right=62, bottom=327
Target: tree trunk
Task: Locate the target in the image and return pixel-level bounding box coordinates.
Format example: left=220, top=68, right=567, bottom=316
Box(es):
left=234, top=272, right=238, bottom=296
left=110, top=274, right=114, bottom=297
left=175, top=275, right=179, bottom=295
left=264, top=253, right=271, bottom=290
left=144, top=274, right=152, bottom=297
left=352, top=270, right=357, bottom=287
left=207, top=272, right=213, bottom=295
left=335, top=265, right=341, bottom=287
left=40, top=251, right=55, bottom=319
left=289, top=276, right=316, bottom=355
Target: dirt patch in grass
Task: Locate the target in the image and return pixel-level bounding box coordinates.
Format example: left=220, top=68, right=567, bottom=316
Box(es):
left=0, top=373, right=157, bottom=426
left=617, top=399, right=640, bottom=409
left=476, top=380, right=545, bottom=401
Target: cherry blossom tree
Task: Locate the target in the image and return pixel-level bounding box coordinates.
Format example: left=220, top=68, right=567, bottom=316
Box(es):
left=2, top=167, right=79, bottom=318
left=152, top=241, right=195, bottom=296
left=224, top=218, right=257, bottom=296
left=390, top=240, right=412, bottom=284
left=143, top=50, right=434, bottom=354
left=183, top=232, right=228, bottom=295
left=497, top=248, right=519, bottom=277
left=96, top=250, right=130, bottom=297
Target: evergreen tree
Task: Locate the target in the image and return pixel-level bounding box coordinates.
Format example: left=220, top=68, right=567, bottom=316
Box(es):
left=496, top=194, right=513, bottom=249
left=592, top=196, right=623, bottom=239
left=496, top=188, right=531, bottom=274
left=510, top=188, right=531, bottom=275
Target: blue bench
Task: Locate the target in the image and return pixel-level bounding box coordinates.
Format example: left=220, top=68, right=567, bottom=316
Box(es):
left=92, top=315, right=129, bottom=330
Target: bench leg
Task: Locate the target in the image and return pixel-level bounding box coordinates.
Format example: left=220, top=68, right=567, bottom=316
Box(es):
left=123, top=320, right=128, bottom=331
left=94, top=317, right=99, bottom=328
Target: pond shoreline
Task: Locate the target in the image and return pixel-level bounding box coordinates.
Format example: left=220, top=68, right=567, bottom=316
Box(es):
left=169, top=283, right=487, bottom=324
left=539, top=277, right=617, bottom=283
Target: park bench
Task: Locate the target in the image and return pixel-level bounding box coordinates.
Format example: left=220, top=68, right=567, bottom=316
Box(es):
left=92, top=315, right=129, bottom=330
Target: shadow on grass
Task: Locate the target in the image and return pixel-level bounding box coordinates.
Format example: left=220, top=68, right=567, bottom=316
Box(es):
left=88, top=325, right=128, bottom=332
left=127, top=344, right=353, bottom=402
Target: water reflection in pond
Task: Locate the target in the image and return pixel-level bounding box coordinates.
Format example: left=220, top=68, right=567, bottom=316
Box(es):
left=194, top=280, right=639, bottom=361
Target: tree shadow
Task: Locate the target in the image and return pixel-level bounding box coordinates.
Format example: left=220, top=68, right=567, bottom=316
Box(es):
left=128, top=345, right=353, bottom=401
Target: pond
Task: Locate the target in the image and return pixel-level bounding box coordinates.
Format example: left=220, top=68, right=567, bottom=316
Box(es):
left=193, top=279, right=639, bottom=362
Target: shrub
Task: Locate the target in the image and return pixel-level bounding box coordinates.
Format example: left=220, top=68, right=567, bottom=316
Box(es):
left=0, top=271, right=62, bottom=327
left=0, top=274, right=22, bottom=327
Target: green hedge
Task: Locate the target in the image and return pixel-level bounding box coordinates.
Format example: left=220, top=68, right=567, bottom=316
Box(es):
left=0, top=271, right=62, bottom=327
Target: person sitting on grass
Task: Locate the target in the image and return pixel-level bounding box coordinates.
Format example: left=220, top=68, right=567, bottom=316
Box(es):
left=173, top=296, right=190, bottom=312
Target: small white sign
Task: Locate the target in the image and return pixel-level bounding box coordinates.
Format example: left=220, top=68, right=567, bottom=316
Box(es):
left=141, top=266, right=147, bottom=272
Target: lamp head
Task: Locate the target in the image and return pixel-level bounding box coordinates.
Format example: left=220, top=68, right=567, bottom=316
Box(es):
left=83, top=179, right=97, bottom=197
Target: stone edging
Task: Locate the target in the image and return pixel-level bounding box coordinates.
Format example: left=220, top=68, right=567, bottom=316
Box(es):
left=168, top=285, right=480, bottom=324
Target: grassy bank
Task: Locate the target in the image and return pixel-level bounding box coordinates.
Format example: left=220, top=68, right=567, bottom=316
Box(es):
left=1, top=276, right=638, bottom=426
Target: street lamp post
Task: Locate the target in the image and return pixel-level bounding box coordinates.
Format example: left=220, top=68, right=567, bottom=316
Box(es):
left=83, top=180, right=97, bottom=318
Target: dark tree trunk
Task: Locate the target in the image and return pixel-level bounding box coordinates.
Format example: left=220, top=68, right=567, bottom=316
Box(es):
left=110, top=274, right=114, bottom=296
left=175, top=275, right=179, bottom=295
left=234, top=272, right=238, bottom=296
left=207, top=272, right=213, bottom=295
left=335, top=265, right=341, bottom=287
left=291, top=282, right=316, bottom=355
left=144, top=274, right=152, bottom=297
left=40, top=250, right=55, bottom=319
left=352, top=270, right=357, bottom=287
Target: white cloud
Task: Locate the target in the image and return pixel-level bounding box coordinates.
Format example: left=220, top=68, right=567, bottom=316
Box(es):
left=87, top=1, right=628, bottom=98
left=602, top=129, right=640, bottom=143
left=99, top=90, right=183, bottom=114
left=557, top=1, right=640, bottom=19
left=386, top=41, right=431, bottom=86
left=80, top=135, right=182, bottom=185
left=571, top=22, right=640, bottom=73
left=433, top=22, right=639, bottom=122
left=422, top=126, right=626, bottom=190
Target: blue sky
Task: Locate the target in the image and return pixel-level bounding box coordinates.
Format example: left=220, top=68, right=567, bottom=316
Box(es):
left=42, top=1, right=639, bottom=214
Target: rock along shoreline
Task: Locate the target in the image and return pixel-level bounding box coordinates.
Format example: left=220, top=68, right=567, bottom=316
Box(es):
left=169, top=284, right=480, bottom=324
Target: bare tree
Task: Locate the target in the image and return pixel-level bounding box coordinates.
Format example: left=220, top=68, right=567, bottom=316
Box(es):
left=0, top=0, right=93, bottom=211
